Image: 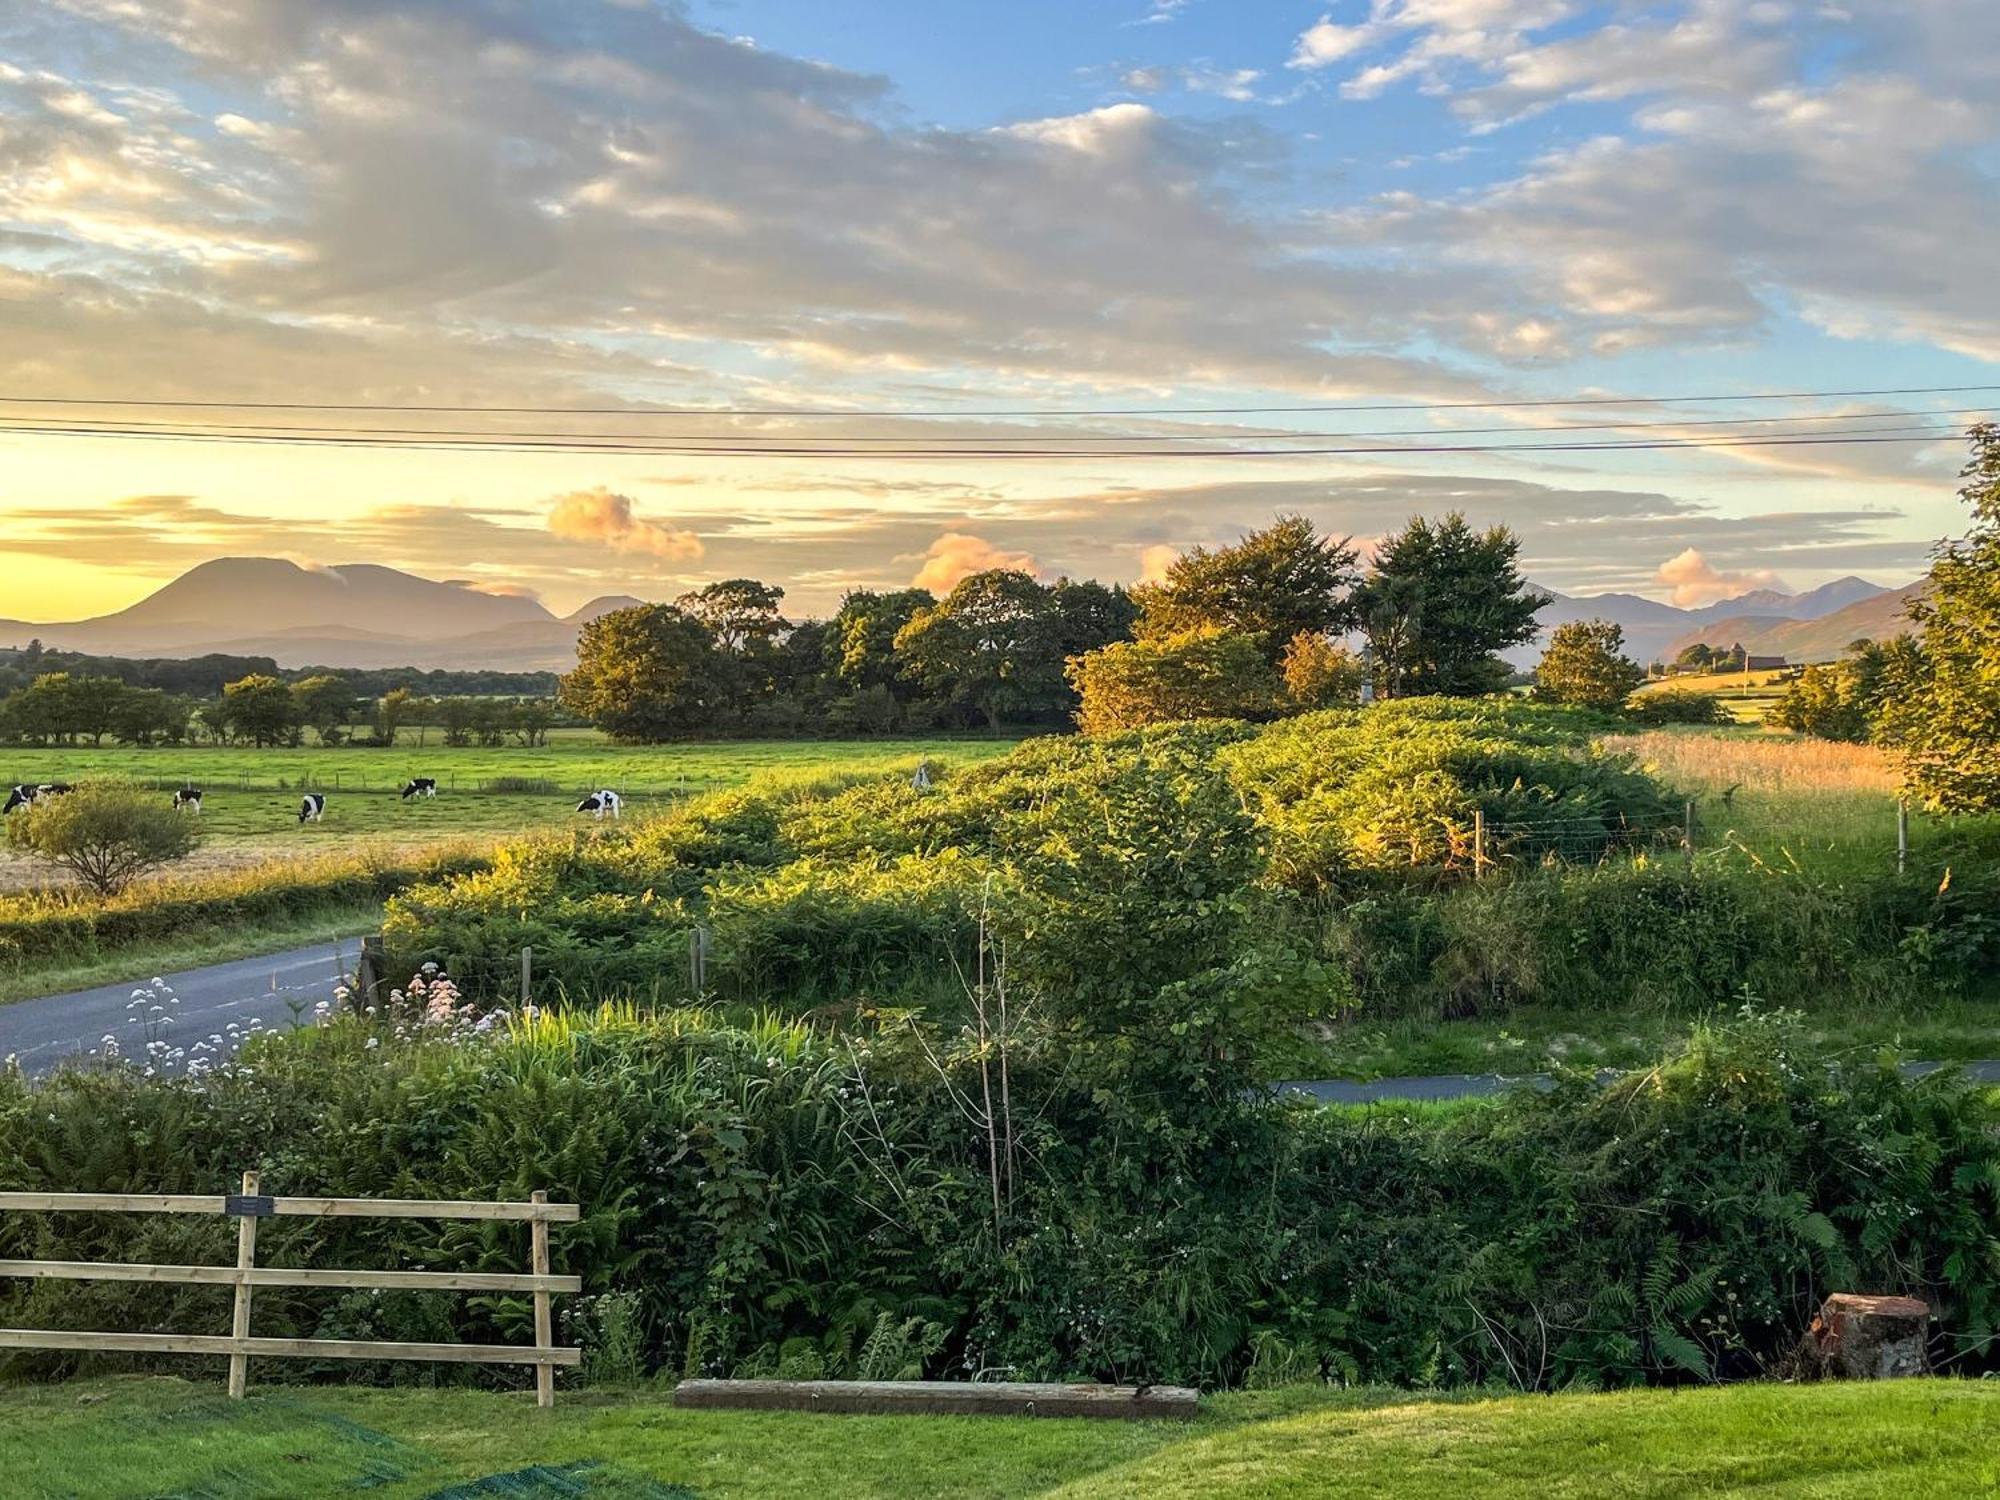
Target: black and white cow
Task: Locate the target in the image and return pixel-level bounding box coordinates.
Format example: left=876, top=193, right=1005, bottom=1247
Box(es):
left=576, top=788, right=622, bottom=820
left=400, top=777, right=438, bottom=800
left=298, top=792, right=327, bottom=823
left=172, top=787, right=203, bottom=814
left=5, top=782, right=72, bottom=812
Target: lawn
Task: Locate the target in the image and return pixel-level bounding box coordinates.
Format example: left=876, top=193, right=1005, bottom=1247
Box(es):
left=0, top=1376, right=1991, bottom=1498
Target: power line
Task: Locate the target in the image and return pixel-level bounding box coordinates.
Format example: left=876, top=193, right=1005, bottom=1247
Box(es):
left=0, top=405, right=1990, bottom=445
left=1, top=381, right=1998, bottom=419
left=0, top=419, right=1966, bottom=459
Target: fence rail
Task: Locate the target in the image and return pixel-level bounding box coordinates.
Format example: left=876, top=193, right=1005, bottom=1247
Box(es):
left=0, top=1174, right=580, bottom=1405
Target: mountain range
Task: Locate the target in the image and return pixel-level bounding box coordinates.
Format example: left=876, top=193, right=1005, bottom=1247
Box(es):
left=0, top=559, right=640, bottom=672
left=1, top=557, right=1919, bottom=674
left=1520, top=575, right=1911, bottom=669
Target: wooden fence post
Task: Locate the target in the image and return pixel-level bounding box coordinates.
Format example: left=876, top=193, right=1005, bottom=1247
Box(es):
left=1683, top=799, right=1696, bottom=868
left=520, top=947, right=533, bottom=1009
left=228, top=1170, right=259, bottom=1399
left=1897, top=798, right=1909, bottom=875
left=531, top=1190, right=554, bottom=1409
left=1472, top=808, right=1486, bottom=880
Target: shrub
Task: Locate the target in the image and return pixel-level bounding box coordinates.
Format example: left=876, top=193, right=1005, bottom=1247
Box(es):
left=1625, top=689, right=1731, bottom=727
left=3, top=782, right=200, bottom=896
left=1067, top=627, right=1281, bottom=734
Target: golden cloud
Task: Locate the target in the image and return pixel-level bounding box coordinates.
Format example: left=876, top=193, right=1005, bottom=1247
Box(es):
left=910, top=532, right=1039, bottom=592
left=1653, top=547, right=1786, bottom=608
left=546, top=487, right=703, bottom=560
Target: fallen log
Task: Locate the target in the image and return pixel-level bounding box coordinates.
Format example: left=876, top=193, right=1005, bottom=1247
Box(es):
left=671, top=1378, right=1199, bottom=1420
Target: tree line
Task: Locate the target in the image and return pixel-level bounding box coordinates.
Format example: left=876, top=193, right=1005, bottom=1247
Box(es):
left=562, top=511, right=1549, bottom=741
left=0, top=643, right=557, bottom=701
left=0, top=672, right=564, bottom=749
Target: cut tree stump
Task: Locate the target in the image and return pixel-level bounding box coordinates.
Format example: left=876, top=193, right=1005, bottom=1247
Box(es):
left=1806, top=1294, right=1930, bottom=1379
left=671, top=1378, right=1198, bottom=1420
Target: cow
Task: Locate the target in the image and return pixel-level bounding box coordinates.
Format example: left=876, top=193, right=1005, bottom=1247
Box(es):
left=298, top=792, right=326, bottom=823
left=576, top=789, right=622, bottom=820
left=400, top=777, right=438, bottom=800
left=6, top=782, right=74, bottom=810
left=172, top=787, right=203, bottom=814
left=2, top=785, right=31, bottom=815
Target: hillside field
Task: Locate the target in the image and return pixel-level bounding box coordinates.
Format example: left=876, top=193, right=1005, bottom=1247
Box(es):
left=0, top=1377, right=1991, bottom=1499
left=1633, top=667, right=1794, bottom=724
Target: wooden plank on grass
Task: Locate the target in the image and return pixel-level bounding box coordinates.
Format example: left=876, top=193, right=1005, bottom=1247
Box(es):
left=0, top=1260, right=581, bottom=1294
left=0, top=1329, right=580, bottom=1366
left=672, top=1379, right=1199, bottom=1420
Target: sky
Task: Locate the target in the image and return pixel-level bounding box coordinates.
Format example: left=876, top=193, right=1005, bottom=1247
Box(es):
left=1, top=0, right=1996, bottom=622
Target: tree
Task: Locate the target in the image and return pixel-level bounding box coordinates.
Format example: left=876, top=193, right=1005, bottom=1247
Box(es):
left=1769, top=638, right=1906, bottom=743
left=1, top=673, right=129, bottom=744
left=1280, top=632, right=1363, bottom=709
left=511, top=698, right=554, bottom=746
left=677, top=579, right=788, bottom=653
left=371, top=686, right=414, bottom=746
left=894, top=570, right=1068, bottom=730
left=5, top=781, right=201, bottom=895
left=436, top=696, right=479, bottom=747
left=560, top=604, right=728, bottom=742
left=1133, top=515, right=1358, bottom=661
left=1352, top=513, right=1542, bottom=697
left=1674, top=643, right=1717, bottom=672
left=1068, top=628, right=1281, bottom=733
left=220, top=674, right=303, bottom=747
left=292, top=674, right=357, bottom=745
left=1535, top=619, right=1646, bottom=712
left=1880, top=425, right=2000, bottom=810
left=110, top=687, right=192, bottom=746
left=832, top=588, right=935, bottom=692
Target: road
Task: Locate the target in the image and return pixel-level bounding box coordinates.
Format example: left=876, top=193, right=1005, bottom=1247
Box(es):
left=1276, top=1058, right=2000, bottom=1105
left=0, top=939, right=359, bottom=1076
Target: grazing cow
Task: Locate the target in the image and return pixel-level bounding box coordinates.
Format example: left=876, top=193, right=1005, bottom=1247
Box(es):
left=400, top=777, right=438, bottom=800
left=576, top=789, right=622, bottom=820
left=298, top=792, right=327, bottom=824
left=2, top=785, right=32, bottom=814
left=173, top=787, right=203, bottom=814
left=35, top=782, right=73, bottom=801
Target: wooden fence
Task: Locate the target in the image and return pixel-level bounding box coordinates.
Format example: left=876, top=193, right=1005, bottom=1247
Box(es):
left=0, top=1173, right=581, bottom=1406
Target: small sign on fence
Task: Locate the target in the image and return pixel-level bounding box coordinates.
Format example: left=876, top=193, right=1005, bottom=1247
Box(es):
left=0, top=1176, right=580, bottom=1405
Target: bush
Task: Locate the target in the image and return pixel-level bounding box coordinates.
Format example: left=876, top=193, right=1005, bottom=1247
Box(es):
left=1067, top=627, right=1281, bottom=734
left=3, top=782, right=200, bottom=895
left=2, top=1010, right=1994, bottom=1392
left=1626, top=689, right=1731, bottom=727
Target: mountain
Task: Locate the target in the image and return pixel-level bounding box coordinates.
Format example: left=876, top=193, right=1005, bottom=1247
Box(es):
left=0, top=559, right=632, bottom=671
left=1665, top=582, right=1926, bottom=663
left=1518, top=575, right=1897, bottom=668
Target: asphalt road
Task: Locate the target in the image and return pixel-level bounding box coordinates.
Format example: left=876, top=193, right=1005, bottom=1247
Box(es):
left=0, top=939, right=359, bottom=1076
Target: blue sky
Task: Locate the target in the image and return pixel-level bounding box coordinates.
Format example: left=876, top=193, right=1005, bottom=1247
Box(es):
left=1, top=0, right=1996, bottom=618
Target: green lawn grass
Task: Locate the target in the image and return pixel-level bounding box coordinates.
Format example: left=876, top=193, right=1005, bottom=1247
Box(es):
left=0, top=1376, right=1991, bottom=1499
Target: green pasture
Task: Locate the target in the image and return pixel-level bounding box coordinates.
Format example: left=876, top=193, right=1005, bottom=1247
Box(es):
left=1633, top=667, right=1792, bottom=725
left=0, top=732, right=1018, bottom=798
left=0, top=1377, right=1991, bottom=1499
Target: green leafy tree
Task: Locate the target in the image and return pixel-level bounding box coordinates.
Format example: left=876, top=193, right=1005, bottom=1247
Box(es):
left=1535, top=619, right=1646, bottom=712
left=894, top=570, right=1066, bottom=729
left=1068, top=627, right=1282, bottom=733
left=1134, top=515, right=1358, bottom=661
left=511, top=698, right=555, bottom=746
left=371, top=685, right=414, bottom=746
left=110, top=687, right=193, bottom=746
left=291, top=674, right=357, bottom=746
left=436, top=696, right=478, bottom=747
left=832, top=588, right=935, bottom=692
left=1768, top=639, right=1906, bottom=743
left=1353, top=513, right=1542, bottom=697
left=5, top=781, right=201, bottom=895
left=1674, top=643, right=1717, bottom=672
left=1280, top=632, right=1364, bottom=709
left=1881, top=424, right=2000, bottom=809
left=220, top=674, right=303, bottom=747
left=2, top=673, right=129, bottom=745
left=561, top=604, right=727, bottom=742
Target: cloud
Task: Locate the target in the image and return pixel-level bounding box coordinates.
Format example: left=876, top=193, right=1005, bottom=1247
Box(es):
left=909, top=533, right=1040, bottom=593
left=1653, top=547, right=1787, bottom=607
left=1137, top=543, right=1180, bottom=585
left=546, top=488, right=703, bottom=560
left=1289, top=17, right=1377, bottom=70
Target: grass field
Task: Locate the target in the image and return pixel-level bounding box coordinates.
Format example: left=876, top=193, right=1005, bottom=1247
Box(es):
left=0, top=737, right=1020, bottom=894
left=0, top=1376, right=1991, bottom=1498
left=1633, top=667, right=1793, bottom=725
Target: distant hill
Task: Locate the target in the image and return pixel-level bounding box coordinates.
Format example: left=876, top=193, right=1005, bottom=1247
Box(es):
left=0, top=559, right=647, bottom=672
left=1519, top=575, right=1899, bottom=668
left=1665, top=582, right=1926, bottom=663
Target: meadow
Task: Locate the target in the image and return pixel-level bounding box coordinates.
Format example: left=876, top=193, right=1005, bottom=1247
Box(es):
left=0, top=1376, right=1992, bottom=1499
left=1632, top=667, right=1793, bottom=724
